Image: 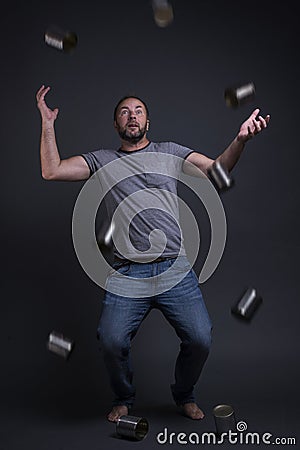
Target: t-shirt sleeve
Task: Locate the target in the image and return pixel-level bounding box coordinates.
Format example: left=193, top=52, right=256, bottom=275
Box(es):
left=167, top=142, right=195, bottom=161
left=80, top=150, right=102, bottom=176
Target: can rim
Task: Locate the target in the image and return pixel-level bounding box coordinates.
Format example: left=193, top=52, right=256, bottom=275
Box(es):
left=213, top=404, right=234, bottom=418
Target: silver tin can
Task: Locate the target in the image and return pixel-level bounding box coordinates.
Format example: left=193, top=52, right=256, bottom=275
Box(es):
left=152, top=0, right=174, bottom=27
left=231, top=287, right=263, bottom=321
left=207, top=160, right=234, bottom=192
left=224, top=82, right=256, bottom=108
left=116, top=415, right=149, bottom=440
left=213, top=404, right=236, bottom=436
left=45, top=26, right=77, bottom=52
left=47, top=330, right=74, bottom=359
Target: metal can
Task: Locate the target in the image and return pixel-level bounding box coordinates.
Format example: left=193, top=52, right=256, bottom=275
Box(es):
left=231, top=287, right=263, bottom=320
left=116, top=415, right=149, bottom=440
left=45, top=26, right=78, bottom=52
left=224, top=82, right=256, bottom=108
left=207, top=160, right=234, bottom=192
left=152, top=0, right=174, bottom=27
left=47, top=330, right=74, bottom=359
left=213, top=404, right=236, bottom=436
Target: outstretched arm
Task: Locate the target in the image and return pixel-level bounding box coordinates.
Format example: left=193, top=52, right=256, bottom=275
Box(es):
left=185, top=108, right=270, bottom=174
left=36, top=85, right=90, bottom=181
left=215, top=108, right=270, bottom=172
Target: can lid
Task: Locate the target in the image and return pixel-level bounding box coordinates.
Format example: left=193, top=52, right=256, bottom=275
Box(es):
left=213, top=404, right=234, bottom=418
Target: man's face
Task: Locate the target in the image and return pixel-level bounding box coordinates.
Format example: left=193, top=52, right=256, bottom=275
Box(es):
left=114, top=98, right=149, bottom=144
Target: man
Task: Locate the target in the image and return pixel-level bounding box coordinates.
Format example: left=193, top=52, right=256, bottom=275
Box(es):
left=36, top=85, right=270, bottom=422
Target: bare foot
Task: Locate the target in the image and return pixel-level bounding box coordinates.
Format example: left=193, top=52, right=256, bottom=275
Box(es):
left=181, top=402, right=205, bottom=420
left=107, top=405, right=128, bottom=422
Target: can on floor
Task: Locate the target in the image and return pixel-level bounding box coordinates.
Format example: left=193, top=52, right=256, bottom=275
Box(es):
left=116, top=415, right=149, bottom=440
left=213, top=404, right=236, bottom=436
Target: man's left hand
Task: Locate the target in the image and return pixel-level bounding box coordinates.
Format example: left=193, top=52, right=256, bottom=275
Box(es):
left=237, top=108, right=270, bottom=143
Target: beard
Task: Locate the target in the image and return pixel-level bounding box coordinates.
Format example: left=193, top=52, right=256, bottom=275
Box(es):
left=117, top=124, right=147, bottom=144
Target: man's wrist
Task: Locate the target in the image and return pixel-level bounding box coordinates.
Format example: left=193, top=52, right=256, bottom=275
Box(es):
left=236, top=133, right=248, bottom=145
left=42, top=121, right=55, bottom=131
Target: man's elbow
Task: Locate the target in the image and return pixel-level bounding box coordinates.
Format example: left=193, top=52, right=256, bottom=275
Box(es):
left=41, top=170, right=58, bottom=180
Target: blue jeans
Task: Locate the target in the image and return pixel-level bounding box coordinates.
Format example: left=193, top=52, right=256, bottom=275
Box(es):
left=97, top=256, right=212, bottom=407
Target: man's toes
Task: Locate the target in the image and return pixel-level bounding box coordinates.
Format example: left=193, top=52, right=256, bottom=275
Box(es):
left=107, top=406, right=128, bottom=422
left=182, top=403, right=205, bottom=420
left=192, top=408, right=204, bottom=419
left=107, top=411, right=118, bottom=422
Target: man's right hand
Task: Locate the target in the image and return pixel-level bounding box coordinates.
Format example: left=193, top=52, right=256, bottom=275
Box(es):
left=36, top=85, right=59, bottom=124
left=36, top=84, right=90, bottom=181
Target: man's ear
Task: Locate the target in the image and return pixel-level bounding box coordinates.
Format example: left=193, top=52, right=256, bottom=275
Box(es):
left=146, top=120, right=150, bottom=131
left=114, top=120, right=118, bottom=130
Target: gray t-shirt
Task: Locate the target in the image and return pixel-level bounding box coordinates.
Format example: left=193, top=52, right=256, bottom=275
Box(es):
left=81, top=141, right=194, bottom=261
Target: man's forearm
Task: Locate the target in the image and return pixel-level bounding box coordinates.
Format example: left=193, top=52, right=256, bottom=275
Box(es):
left=215, top=136, right=245, bottom=173
left=40, top=123, right=61, bottom=179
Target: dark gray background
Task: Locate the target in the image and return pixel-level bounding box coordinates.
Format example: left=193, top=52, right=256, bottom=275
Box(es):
left=1, top=0, right=299, bottom=448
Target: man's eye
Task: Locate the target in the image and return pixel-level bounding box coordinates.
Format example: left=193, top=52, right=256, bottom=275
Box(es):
left=136, top=110, right=143, bottom=115
left=121, top=110, right=129, bottom=116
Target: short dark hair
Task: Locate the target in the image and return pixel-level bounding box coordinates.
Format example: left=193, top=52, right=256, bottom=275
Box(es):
left=113, top=96, right=149, bottom=120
